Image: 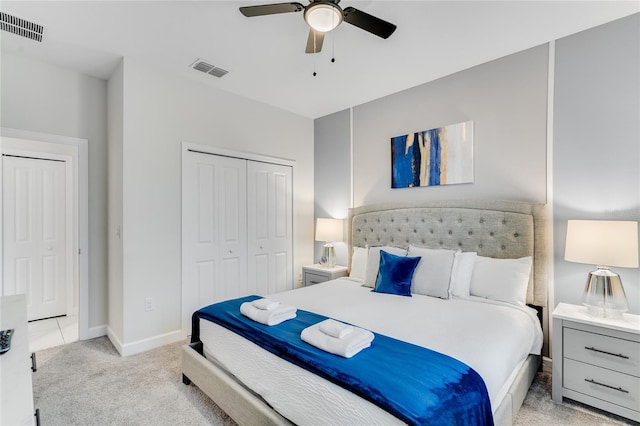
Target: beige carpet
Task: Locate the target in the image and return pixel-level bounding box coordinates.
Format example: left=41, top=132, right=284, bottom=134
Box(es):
left=514, top=370, right=634, bottom=426
left=32, top=337, right=635, bottom=425
left=33, top=337, right=234, bottom=425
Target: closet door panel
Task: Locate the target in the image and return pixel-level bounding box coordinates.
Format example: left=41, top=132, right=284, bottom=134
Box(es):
left=274, top=252, right=289, bottom=293
left=182, top=152, right=247, bottom=337
left=247, top=161, right=293, bottom=294
left=251, top=254, right=270, bottom=295
left=219, top=163, right=247, bottom=298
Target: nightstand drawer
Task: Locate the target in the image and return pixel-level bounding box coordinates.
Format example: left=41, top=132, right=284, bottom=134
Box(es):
left=564, top=358, right=640, bottom=412
left=304, top=272, right=329, bottom=286
left=565, top=328, right=640, bottom=377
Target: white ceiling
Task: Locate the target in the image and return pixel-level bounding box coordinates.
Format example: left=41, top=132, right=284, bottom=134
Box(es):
left=1, top=1, right=638, bottom=119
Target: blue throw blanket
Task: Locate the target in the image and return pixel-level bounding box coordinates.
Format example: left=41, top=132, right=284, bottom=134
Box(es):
left=192, top=295, right=493, bottom=426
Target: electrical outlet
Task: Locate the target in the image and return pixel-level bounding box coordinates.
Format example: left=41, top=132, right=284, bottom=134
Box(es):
left=145, top=297, right=155, bottom=311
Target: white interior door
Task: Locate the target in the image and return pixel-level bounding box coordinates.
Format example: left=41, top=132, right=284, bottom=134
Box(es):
left=182, top=151, right=247, bottom=336
left=2, top=155, right=68, bottom=320
left=247, top=161, right=293, bottom=295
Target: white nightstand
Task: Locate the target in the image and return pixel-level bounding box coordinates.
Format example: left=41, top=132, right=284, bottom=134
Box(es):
left=302, top=264, right=348, bottom=287
left=552, top=303, right=640, bottom=422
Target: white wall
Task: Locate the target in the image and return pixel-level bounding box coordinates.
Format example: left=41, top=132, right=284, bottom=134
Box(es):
left=0, top=52, right=109, bottom=331
left=113, top=59, right=314, bottom=351
left=352, top=45, right=549, bottom=207
left=107, top=60, right=125, bottom=340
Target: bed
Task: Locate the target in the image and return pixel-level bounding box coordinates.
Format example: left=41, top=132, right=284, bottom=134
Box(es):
left=182, top=199, right=548, bottom=425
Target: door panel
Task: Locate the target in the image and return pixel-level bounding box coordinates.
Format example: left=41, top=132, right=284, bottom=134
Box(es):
left=182, top=152, right=247, bottom=336
left=2, top=155, right=68, bottom=320
left=247, top=161, right=293, bottom=295
left=251, top=254, right=269, bottom=295
left=274, top=251, right=289, bottom=293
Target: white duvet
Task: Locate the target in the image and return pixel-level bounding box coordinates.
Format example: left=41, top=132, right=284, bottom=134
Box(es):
left=199, top=278, right=542, bottom=425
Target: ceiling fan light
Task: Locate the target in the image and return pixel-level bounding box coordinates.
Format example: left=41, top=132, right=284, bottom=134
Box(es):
left=304, top=3, right=342, bottom=33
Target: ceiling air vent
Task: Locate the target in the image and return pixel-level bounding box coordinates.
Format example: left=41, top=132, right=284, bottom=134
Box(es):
left=190, top=58, right=228, bottom=78
left=0, top=12, right=43, bottom=42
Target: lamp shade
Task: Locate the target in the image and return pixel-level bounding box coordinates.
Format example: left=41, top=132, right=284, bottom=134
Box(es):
left=315, top=218, right=343, bottom=242
left=565, top=220, right=639, bottom=268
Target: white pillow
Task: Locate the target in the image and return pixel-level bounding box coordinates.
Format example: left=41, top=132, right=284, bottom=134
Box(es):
left=407, top=245, right=455, bottom=299
left=364, top=246, right=407, bottom=288
left=469, top=256, right=532, bottom=306
left=349, top=247, right=368, bottom=282
left=449, top=251, right=477, bottom=299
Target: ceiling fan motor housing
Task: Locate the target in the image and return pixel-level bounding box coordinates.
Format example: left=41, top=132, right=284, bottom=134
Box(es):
left=304, top=1, right=343, bottom=33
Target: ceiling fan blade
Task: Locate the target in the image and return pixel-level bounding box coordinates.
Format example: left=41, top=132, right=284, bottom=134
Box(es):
left=305, top=29, right=325, bottom=54
left=239, top=2, right=304, bottom=17
left=342, top=7, right=396, bottom=39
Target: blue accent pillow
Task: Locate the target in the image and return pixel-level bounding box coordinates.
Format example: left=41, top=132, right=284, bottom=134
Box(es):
left=372, top=250, right=421, bottom=297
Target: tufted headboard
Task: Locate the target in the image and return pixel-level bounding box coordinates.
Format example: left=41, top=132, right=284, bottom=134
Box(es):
left=347, top=199, right=548, bottom=308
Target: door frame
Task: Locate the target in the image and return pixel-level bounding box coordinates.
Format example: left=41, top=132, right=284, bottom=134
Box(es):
left=180, top=142, right=295, bottom=337
left=1, top=128, right=89, bottom=339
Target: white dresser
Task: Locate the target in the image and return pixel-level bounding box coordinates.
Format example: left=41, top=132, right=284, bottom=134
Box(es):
left=0, top=294, right=36, bottom=426
left=552, top=303, right=640, bottom=422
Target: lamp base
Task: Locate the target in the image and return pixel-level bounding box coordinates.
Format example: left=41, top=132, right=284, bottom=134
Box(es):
left=584, top=305, right=625, bottom=320
left=319, top=243, right=335, bottom=268
left=582, top=267, right=628, bottom=319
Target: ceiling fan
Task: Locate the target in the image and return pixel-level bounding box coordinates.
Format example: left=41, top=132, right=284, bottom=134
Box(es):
left=239, top=1, right=397, bottom=54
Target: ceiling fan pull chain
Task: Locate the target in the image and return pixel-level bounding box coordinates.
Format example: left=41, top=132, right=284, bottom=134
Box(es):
left=331, top=34, right=336, bottom=63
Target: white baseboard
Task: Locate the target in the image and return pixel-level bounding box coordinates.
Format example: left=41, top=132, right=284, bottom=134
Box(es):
left=86, top=324, right=107, bottom=340
left=542, top=356, right=552, bottom=373
left=106, top=326, right=124, bottom=355
left=107, top=327, right=183, bottom=357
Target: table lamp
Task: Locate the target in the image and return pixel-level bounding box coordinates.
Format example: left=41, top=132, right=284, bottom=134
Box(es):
left=315, top=218, right=343, bottom=268
left=564, top=219, right=639, bottom=319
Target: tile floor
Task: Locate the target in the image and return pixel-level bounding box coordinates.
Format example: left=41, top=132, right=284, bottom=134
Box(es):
left=27, top=315, right=78, bottom=352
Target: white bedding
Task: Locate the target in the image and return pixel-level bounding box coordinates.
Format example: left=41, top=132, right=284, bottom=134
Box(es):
left=199, top=278, right=542, bottom=425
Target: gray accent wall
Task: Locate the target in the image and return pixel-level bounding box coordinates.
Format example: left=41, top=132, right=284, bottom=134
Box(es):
left=352, top=44, right=549, bottom=207
left=314, top=15, right=640, bottom=316
left=553, top=14, right=640, bottom=314
left=314, top=109, right=351, bottom=266
left=314, top=45, right=550, bottom=273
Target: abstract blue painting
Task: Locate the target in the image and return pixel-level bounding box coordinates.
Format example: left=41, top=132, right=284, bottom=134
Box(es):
left=391, top=121, right=473, bottom=188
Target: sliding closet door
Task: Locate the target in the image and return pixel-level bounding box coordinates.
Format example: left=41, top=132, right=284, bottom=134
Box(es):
left=182, top=151, right=247, bottom=336
left=247, top=161, right=293, bottom=295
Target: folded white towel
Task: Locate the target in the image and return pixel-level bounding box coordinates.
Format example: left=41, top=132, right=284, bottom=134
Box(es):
left=240, top=302, right=296, bottom=326
left=301, top=322, right=374, bottom=358
left=252, top=298, right=280, bottom=311
left=319, top=319, right=353, bottom=339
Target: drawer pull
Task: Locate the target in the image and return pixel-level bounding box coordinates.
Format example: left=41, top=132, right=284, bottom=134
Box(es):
left=310, top=281, right=320, bottom=284
left=584, top=346, right=629, bottom=359
left=584, top=378, right=629, bottom=394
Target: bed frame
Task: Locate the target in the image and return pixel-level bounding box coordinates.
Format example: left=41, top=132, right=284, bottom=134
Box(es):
left=182, top=199, right=548, bottom=426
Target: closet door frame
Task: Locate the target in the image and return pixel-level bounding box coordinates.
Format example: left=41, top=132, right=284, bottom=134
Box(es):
left=180, top=142, right=295, bottom=338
